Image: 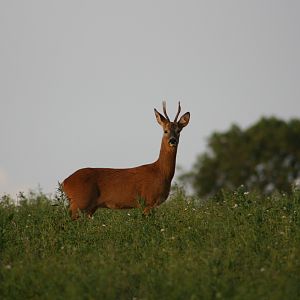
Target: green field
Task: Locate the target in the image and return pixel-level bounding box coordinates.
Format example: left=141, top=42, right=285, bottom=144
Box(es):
left=0, top=187, right=299, bottom=300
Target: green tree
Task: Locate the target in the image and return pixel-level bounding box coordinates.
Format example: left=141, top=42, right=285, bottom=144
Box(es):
left=181, top=117, right=300, bottom=197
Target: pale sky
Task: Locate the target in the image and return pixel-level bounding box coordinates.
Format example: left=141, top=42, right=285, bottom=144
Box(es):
left=1, top=1, right=300, bottom=196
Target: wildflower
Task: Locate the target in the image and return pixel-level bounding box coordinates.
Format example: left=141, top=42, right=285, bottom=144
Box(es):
left=127, top=213, right=131, bottom=216
left=5, top=264, right=11, bottom=270
left=160, top=228, right=165, bottom=232
left=244, top=191, right=249, bottom=195
left=102, top=224, right=106, bottom=227
left=260, top=267, right=265, bottom=272
left=232, top=203, right=238, bottom=208
left=170, top=236, right=175, bottom=240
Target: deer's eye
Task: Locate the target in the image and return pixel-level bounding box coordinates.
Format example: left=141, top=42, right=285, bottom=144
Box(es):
left=164, top=130, right=168, bottom=134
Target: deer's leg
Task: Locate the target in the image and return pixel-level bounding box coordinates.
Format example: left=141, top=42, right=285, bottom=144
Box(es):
left=69, top=201, right=80, bottom=220
left=143, top=206, right=157, bottom=216
left=142, top=196, right=160, bottom=216
left=143, top=206, right=151, bottom=215
left=87, top=206, right=97, bottom=219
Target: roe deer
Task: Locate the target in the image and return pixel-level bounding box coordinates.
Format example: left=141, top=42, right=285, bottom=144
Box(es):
left=62, top=102, right=190, bottom=219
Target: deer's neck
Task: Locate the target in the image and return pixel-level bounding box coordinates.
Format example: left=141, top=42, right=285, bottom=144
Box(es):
left=156, top=139, right=178, bottom=181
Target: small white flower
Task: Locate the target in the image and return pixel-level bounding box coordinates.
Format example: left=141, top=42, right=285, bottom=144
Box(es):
left=260, top=267, right=265, bottom=272
left=244, top=191, right=249, bottom=195
left=160, top=228, right=165, bottom=232
left=232, top=204, right=238, bottom=208
left=102, top=224, right=106, bottom=227
left=5, top=264, right=12, bottom=270
left=127, top=213, right=131, bottom=216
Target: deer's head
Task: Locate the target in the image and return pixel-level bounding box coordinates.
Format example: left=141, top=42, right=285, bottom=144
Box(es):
left=154, top=101, right=190, bottom=149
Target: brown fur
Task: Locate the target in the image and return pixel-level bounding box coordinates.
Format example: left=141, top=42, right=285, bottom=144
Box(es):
left=62, top=103, right=190, bottom=219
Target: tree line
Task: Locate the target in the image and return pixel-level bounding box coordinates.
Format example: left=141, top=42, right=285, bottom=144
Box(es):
left=180, top=117, right=300, bottom=197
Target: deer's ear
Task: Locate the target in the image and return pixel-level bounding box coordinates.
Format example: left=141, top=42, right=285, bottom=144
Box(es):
left=178, top=112, right=190, bottom=129
left=154, top=109, right=167, bottom=127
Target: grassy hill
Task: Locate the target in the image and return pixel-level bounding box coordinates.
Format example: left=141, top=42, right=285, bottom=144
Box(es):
left=0, top=187, right=299, bottom=299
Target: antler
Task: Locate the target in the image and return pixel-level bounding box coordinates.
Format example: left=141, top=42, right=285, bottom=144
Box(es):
left=162, top=101, right=170, bottom=121
left=174, top=101, right=181, bottom=122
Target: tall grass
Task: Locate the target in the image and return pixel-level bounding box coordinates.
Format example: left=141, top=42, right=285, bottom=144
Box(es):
left=0, top=187, right=299, bottom=299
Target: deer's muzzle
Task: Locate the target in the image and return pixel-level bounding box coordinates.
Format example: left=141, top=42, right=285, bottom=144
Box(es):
left=169, top=137, right=178, bottom=147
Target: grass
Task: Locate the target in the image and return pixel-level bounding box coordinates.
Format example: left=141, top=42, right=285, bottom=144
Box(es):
left=0, top=187, right=300, bottom=300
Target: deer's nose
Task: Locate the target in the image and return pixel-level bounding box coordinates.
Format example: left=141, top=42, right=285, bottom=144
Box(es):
left=169, top=138, right=178, bottom=146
